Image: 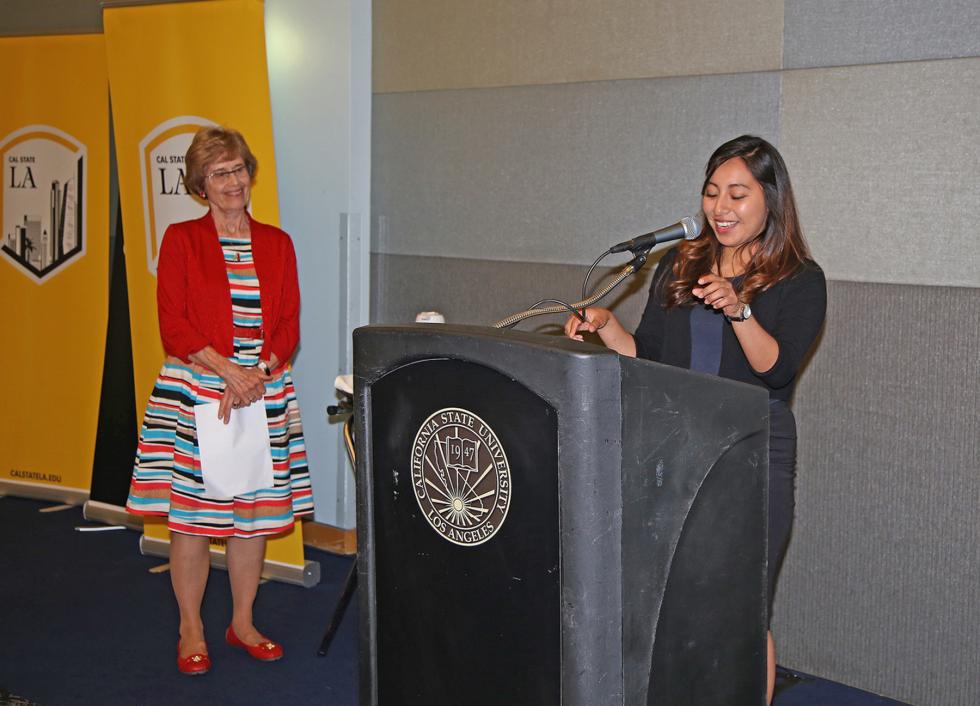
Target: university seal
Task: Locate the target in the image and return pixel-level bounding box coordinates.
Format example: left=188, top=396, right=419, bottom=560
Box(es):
left=410, top=408, right=511, bottom=547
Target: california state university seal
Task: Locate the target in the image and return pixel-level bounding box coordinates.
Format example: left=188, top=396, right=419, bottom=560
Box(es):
left=411, top=408, right=511, bottom=546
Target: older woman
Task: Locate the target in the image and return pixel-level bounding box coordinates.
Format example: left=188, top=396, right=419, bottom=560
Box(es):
left=127, top=126, right=313, bottom=675
left=566, top=135, right=826, bottom=704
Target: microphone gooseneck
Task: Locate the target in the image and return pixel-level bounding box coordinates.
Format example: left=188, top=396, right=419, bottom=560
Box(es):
left=492, top=215, right=703, bottom=330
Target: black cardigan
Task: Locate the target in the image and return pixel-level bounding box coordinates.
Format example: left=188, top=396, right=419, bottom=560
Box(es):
left=633, top=247, right=827, bottom=402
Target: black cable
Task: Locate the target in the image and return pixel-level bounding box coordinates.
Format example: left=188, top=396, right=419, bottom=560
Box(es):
left=493, top=248, right=649, bottom=330
left=528, top=298, right=584, bottom=320
left=494, top=247, right=653, bottom=330
left=502, top=298, right=583, bottom=330
left=581, top=248, right=613, bottom=305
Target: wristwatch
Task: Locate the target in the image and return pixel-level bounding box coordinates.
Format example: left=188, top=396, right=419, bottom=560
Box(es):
left=257, top=361, right=272, bottom=375
left=726, top=303, right=752, bottom=322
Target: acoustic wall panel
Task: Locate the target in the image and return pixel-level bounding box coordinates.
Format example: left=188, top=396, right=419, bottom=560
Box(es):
left=777, top=280, right=980, bottom=706
left=370, top=252, right=659, bottom=329
left=781, top=58, right=980, bottom=288
left=374, top=0, right=783, bottom=93
left=784, top=0, right=980, bottom=70
left=370, top=5, right=980, bottom=704
left=373, top=73, right=780, bottom=266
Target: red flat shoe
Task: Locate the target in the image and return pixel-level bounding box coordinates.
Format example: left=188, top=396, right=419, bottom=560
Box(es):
left=225, top=626, right=283, bottom=662
left=177, top=641, right=211, bottom=675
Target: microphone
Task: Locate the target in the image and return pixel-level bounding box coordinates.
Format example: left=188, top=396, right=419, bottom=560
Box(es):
left=608, top=214, right=703, bottom=254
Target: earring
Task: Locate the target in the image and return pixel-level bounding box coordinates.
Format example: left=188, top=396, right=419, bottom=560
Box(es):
left=201, top=192, right=207, bottom=199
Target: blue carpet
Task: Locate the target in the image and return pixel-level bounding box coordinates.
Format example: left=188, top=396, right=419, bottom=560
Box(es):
left=0, top=496, right=357, bottom=705
left=0, top=496, right=909, bottom=705
left=773, top=667, right=908, bottom=705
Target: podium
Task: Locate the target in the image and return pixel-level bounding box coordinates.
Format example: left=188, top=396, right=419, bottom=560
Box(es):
left=353, top=324, right=769, bottom=705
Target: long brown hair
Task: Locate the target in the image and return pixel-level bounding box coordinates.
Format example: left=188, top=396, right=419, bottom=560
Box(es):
left=665, top=135, right=811, bottom=308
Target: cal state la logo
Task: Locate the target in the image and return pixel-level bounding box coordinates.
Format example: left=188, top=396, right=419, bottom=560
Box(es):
left=139, top=116, right=215, bottom=275
left=411, top=408, right=511, bottom=547
left=1, top=126, right=87, bottom=283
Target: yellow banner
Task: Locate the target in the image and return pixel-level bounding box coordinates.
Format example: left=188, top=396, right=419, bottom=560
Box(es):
left=0, top=34, right=109, bottom=501
left=105, top=0, right=305, bottom=571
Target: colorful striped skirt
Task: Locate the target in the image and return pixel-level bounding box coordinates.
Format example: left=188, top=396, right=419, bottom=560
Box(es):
left=126, top=340, right=314, bottom=537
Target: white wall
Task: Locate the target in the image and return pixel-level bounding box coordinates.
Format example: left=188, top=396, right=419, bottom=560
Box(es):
left=266, top=0, right=371, bottom=527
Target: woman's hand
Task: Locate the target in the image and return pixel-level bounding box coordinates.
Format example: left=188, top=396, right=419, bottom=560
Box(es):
left=188, top=346, right=275, bottom=423
left=564, top=307, right=611, bottom=341
left=221, top=361, right=270, bottom=402
left=694, top=274, right=780, bottom=372
left=216, top=364, right=273, bottom=424
left=218, top=387, right=247, bottom=424
left=692, top=274, right=743, bottom=318
left=563, top=307, right=638, bottom=357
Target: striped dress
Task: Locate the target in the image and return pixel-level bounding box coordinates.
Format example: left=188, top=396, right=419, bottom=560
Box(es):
left=126, top=234, right=314, bottom=537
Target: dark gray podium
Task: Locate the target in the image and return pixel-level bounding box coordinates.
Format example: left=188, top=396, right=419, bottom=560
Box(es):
left=353, top=324, right=768, bottom=706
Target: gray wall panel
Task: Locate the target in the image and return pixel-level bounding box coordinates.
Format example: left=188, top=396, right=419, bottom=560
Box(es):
left=784, top=0, right=980, bottom=69
left=373, top=73, right=780, bottom=266
left=374, top=0, right=783, bottom=92
left=781, top=59, right=980, bottom=288
left=779, top=280, right=980, bottom=706
left=370, top=251, right=659, bottom=330
left=370, top=3, right=980, bottom=702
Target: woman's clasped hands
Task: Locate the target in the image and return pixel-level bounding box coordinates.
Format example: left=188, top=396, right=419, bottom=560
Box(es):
left=218, top=361, right=273, bottom=423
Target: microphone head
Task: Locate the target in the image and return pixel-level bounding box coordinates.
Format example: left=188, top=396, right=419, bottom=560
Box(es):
left=681, top=213, right=704, bottom=240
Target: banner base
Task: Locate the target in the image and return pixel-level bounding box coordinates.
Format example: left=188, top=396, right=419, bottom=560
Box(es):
left=139, top=534, right=321, bottom=588
left=83, top=500, right=143, bottom=530
left=0, top=479, right=89, bottom=506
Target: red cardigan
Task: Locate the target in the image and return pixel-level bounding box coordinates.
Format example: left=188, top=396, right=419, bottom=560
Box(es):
left=156, top=212, right=300, bottom=366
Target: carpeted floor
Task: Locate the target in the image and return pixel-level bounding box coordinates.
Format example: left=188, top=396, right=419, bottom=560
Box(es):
left=0, top=496, right=357, bottom=705
left=0, top=496, right=908, bottom=705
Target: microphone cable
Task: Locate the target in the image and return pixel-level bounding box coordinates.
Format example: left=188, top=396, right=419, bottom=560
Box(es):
left=492, top=249, right=650, bottom=329
left=581, top=248, right=613, bottom=307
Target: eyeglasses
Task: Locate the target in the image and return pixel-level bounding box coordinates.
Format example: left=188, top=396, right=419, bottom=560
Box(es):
left=205, top=164, right=249, bottom=184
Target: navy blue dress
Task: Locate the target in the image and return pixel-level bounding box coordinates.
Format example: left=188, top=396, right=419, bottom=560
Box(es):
left=635, top=249, right=827, bottom=623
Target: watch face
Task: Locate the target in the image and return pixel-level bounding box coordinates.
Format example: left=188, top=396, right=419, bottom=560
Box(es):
left=743, top=304, right=752, bottom=319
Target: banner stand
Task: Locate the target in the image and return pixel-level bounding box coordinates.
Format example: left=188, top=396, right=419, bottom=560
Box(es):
left=104, top=0, right=311, bottom=583
left=139, top=532, right=321, bottom=588
left=0, top=480, right=88, bottom=506
left=1, top=35, right=109, bottom=504
left=83, top=499, right=143, bottom=530
left=86, top=200, right=140, bottom=526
